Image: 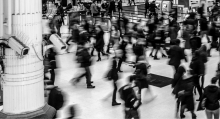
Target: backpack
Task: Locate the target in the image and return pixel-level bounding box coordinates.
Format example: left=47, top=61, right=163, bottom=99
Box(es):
left=118, top=85, right=134, bottom=101
left=48, top=87, right=65, bottom=110
left=133, top=44, right=143, bottom=56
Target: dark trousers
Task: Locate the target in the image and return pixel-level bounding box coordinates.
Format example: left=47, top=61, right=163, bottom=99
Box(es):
left=50, top=69, right=55, bottom=85
left=128, top=0, right=135, bottom=6
left=136, top=55, right=140, bottom=63
left=117, top=57, right=123, bottom=71
left=125, top=109, right=139, bottom=119
left=154, top=44, right=164, bottom=58
left=56, top=25, right=61, bottom=37
left=0, top=61, right=4, bottom=73
left=112, top=80, right=118, bottom=103
left=173, top=65, right=179, bottom=74
left=194, top=75, right=203, bottom=100
left=76, top=67, right=92, bottom=86
left=145, top=9, right=148, bottom=18
left=97, top=50, right=106, bottom=60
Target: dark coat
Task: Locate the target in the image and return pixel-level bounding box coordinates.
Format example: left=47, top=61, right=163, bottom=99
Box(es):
left=167, top=45, right=187, bottom=67
left=203, top=85, right=220, bottom=110
left=109, top=1, right=116, bottom=12
left=107, top=58, right=119, bottom=81
left=78, top=31, right=90, bottom=45
left=178, top=76, right=195, bottom=111
left=145, top=1, right=149, bottom=9
left=172, top=66, right=186, bottom=96
left=190, top=56, right=205, bottom=75
left=95, top=31, right=105, bottom=52
left=77, top=47, right=92, bottom=67
left=149, top=3, right=157, bottom=13
left=189, top=36, right=202, bottom=51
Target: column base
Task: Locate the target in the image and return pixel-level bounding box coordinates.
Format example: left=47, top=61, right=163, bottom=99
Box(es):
left=0, top=103, right=56, bottom=119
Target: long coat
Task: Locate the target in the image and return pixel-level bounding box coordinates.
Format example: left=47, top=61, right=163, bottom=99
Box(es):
left=95, top=31, right=105, bottom=52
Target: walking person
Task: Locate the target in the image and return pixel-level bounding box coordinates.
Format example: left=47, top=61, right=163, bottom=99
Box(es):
left=167, top=39, right=187, bottom=74
left=52, top=13, right=63, bottom=37
left=177, top=67, right=197, bottom=119
left=172, top=65, right=186, bottom=117
left=153, top=22, right=167, bottom=60
left=90, top=0, right=99, bottom=25
left=145, top=0, right=149, bottom=18
left=72, top=43, right=95, bottom=89
left=128, top=0, right=135, bottom=6
left=133, top=56, right=156, bottom=103
left=108, top=0, right=116, bottom=18
left=190, top=50, right=206, bottom=101
left=94, top=25, right=108, bottom=61
left=117, top=0, right=123, bottom=13
left=104, top=57, right=121, bottom=106
left=189, top=31, right=202, bottom=55
left=57, top=3, right=65, bottom=25
left=119, top=78, right=142, bottom=119
left=107, top=25, right=120, bottom=54
left=202, top=77, right=220, bottom=119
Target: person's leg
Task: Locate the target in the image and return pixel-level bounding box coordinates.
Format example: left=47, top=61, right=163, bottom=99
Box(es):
left=50, top=69, right=55, bottom=85
left=112, top=81, right=117, bottom=103
left=0, top=61, right=4, bottom=73
left=149, top=42, right=155, bottom=56
left=56, top=25, right=61, bottom=37
left=125, top=109, right=132, bottom=119
left=176, top=99, right=180, bottom=117
left=97, top=51, right=101, bottom=61
left=91, top=47, right=95, bottom=56
left=106, top=43, right=110, bottom=53
left=117, top=58, right=123, bottom=72
left=191, top=111, right=197, bottom=119
left=112, top=80, right=121, bottom=105
left=136, top=55, right=140, bottom=63
left=173, top=65, right=179, bottom=74
left=131, top=109, right=139, bottom=119
left=195, top=76, right=203, bottom=100
left=213, top=108, right=219, bottom=119
left=205, top=109, right=213, bottom=119
left=201, top=75, right=205, bottom=89
left=61, top=15, right=64, bottom=25
left=180, top=104, right=186, bottom=118
left=85, top=67, right=93, bottom=87
left=154, top=45, right=159, bottom=60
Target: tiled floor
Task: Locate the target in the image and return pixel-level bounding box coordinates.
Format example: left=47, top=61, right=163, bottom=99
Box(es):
left=45, top=23, right=220, bottom=119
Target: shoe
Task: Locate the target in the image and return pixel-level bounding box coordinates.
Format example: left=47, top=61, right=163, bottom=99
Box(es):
left=118, top=70, right=123, bottom=72
left=192, top=113, right=197, bottom=119
left=154, top=57, right=160, bottom=60
left=149, top=54, right=153, bottom=57
left=162, top=54, right=167, bottom=58
left=71, top=78, right=78, bottom=85
left=112, top=102, right=121, bottom=106
left=87, top=85, right=95, bottom=88
left=97, top=59, right=101, bottom=62
left=91, top=81, right=94, bottom=83
left=180, top=114, right=185, bottom=118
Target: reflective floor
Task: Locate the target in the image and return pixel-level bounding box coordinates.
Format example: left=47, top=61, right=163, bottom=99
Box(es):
left=49, top=23, right=220, bottom=119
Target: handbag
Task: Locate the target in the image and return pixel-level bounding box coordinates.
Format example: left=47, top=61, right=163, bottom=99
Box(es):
left=197, top=98, right=206, bottom=111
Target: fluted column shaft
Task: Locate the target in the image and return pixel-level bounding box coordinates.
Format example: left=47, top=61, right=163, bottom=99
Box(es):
left=0, top=0, right=3, bottom=38
left=2, top=0, right=45, bottom=114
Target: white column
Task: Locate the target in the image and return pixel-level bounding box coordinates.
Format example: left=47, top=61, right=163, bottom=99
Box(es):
left=0, top=0, right=3, bottom=38
left=7, top=0, right=12, bottom=35
left=2, top=0, right=45, bottom=114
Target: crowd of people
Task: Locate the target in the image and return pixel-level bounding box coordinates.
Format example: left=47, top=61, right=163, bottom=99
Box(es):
left=42, top=0, right=220, bottom=119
